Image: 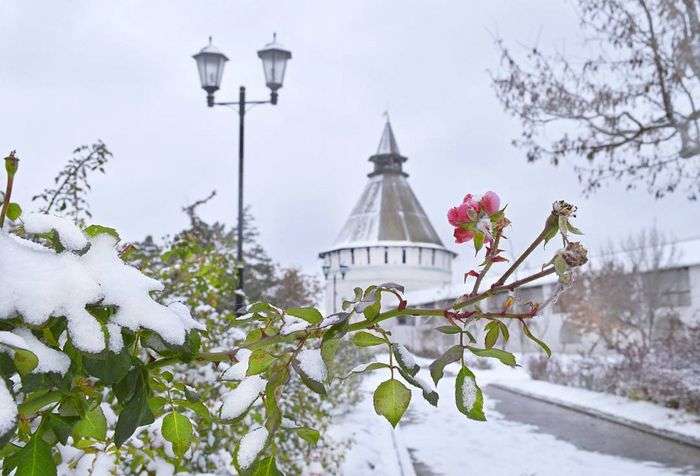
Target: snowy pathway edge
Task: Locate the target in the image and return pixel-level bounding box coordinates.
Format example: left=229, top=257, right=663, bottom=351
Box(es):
left=490, top=383, right=700, bottom=449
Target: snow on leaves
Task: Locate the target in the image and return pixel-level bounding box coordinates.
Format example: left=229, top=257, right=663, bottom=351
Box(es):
left=0, top=218, right=204, bottom=354
left=455, top=366, right=486, bottom=421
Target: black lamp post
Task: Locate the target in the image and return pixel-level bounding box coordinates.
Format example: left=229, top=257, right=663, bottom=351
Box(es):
left=193, top=34, right=292, bottom=314
left=322, top=264, right=349, bottom=313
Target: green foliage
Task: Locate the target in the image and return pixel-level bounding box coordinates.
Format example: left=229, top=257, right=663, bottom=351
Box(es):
left=373, top=379, right=411, bottom=428
left=12, top=432, right=56, bottom=476
left=455, top=367, right=486, bottom=421
left=351, top=331, right=385, bottom=347
left=72, top=406, right=107, bottom=442
left=1, top=156, right=583, bottom=474
left=161, top=411, right=194, bottom=457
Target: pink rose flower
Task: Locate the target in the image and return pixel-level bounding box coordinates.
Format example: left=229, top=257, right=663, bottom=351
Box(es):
left=479, top=191, right=501, bottom=216
left=453, top=227, right=474, bottom=243
left=447, top=203, right=472, bottom=226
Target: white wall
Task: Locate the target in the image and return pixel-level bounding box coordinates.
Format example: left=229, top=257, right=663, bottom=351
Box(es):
left=321, top=245, right=453, bottom=314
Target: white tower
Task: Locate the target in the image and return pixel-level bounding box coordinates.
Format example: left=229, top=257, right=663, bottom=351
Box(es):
left=319, top=119, right=456, bottom=314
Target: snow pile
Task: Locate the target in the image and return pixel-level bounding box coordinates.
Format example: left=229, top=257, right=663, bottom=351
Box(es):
left=73, top=452, right=115, bottom=476
left=220, top=375, right=266, bottom=420
left=280, top=316, right=310, bottom=335
left=0, top=380, right=17, bottom=438
left=0, top=331, right=30, bottom=350
left=12, top=328, right=70, bottom=375
left=22, top=213, right=88, bottom=251
left=461, top=374, right=478, bottom=411
left=296, top=349, right=327, bottom=382
left=221, top=348, right=252, bottom=381
left=0, top=222, right=204, bottom=354
left=237, top=427, right=268, bottom=469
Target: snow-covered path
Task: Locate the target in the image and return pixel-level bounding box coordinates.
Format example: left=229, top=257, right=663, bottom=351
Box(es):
left=335, top=368, right=698, bottom=476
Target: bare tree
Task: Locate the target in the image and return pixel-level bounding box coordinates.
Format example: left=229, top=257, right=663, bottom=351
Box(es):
left=562, top=227, right=683, bottom=365
left=492, top=0, right=700, bottom=199
left=32, top=141, right=111, bottom=221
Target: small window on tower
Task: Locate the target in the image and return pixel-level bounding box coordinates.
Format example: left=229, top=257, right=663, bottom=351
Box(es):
left=402, top=248, right=406, bottom=264
left=367, top=247, right=371, bottom=264
left=418, top=248, right=423, bottom=265
left=431, top=249, right=436, bottom=266
left=350, top=249, right=355, bottom=265
left=384, top=247, right=389, bottom=264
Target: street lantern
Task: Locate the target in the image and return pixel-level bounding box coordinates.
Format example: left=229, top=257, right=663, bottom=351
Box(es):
left=191, top=34, right=292, bottom=315
left=257, top=33, right=292, bottom=104
left=193, top=37, right=228, bottom=105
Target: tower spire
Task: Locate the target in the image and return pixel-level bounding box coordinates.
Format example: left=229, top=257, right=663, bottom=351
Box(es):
left=376, top=113, right=400, bottom=155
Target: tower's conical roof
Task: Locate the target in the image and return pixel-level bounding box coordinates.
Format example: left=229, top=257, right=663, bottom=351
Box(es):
left=323, top=119, right=452, bottom=253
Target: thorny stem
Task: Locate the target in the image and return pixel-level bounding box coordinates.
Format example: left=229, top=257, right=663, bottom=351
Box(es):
left=147, top=266, right=556, bottom=370
left=492, top=211, right=556, bottom=288
left=471, top=229, right=502, bottom=295
left=0, top=151, right=18, bottom=229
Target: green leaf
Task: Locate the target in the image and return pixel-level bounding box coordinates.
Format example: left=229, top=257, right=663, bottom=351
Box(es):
left=286, top=307, right=323, bottom=325
left=473, top=231, right=484, bottom=253
left=435, top=325, right=461, bottom=334
left=543, top=222, right=559, bottom=247
left=455, top=366, right=486, bottom=421
left=162, top=411, right=193, bottom=457
left=72, top=406, right=107, bottom=442
left=373, top=379, right=411, bottom=428
left=114, top=367, right=154, bottom=447
left=14, top=433, right=56, bottom=476
left=484, top=323, right=500, bottom=349
left=351, top=331, right=385, bottom=347
left=363, top=300, right=381, bottom=321
left=521, top=320, right=551, bottom=357
left=246, top=350, right=276, bottom=376
left=292, top=360, right=326, bottom=396
left=342, top=362, right=390, bottom=379
left=466, top=346, right=517, bottom=367
left=429, top=345, right=463, bottom=385
left=320, top=337, right=341, bottom=369
left=263, top=378, right=283, bottom=435
left=13, top=349, right=38, bottom=376
left=250, top=456, right=283, bottom=476
left=83, top=224, right=120, bottom=241
left=397, top=368, right=439, bottom=407
left=553, top=254, right=568, bottom=277
left=296, top=427, right=320, bottom=445
left=6, top=203, right=21, bottom=221
left=566, top=221, right=584, bottom=235
left=83, top=349, right=131, bottom=384
left=45, top=414, right=77, bottom=446
left=391, top=344, right=419, bottom=376
left=175, top=399, right=211, bottom=422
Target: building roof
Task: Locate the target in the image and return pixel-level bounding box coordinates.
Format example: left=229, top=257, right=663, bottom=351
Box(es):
left=320, top=119, right=454, bottom=256
left=376, top=120, right=400, bottom=155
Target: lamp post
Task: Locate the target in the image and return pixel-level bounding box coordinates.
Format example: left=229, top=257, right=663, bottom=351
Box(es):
left=322, top=264, right=349, bottom=313
left=193, top=34, right=292, bottom=314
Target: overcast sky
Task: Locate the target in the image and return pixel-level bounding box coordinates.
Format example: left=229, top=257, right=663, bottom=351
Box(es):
left=1, top=1, right=697, bottom=280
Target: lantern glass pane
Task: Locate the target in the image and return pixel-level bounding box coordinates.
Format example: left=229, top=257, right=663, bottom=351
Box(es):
left=260, top=50, right=288, bottom=90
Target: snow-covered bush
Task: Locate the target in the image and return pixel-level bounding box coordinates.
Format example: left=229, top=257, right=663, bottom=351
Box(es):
left=0, top=153, right=587, bottom=474
left=528, top=325, right=700, bottom=414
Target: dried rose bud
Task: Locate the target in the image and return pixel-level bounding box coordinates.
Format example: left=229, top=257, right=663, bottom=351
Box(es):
left=552, top=200, right=576, bottom=217
left=4, top=151, right=18, bottom=176
left=561, top=241, right=588, bottom=267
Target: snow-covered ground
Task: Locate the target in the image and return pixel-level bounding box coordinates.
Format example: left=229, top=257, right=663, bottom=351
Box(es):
left=329, top=359, right=698, bottom=475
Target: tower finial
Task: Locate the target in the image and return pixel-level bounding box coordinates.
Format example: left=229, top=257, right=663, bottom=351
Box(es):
left=383, top=110, right=390, bottom=123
